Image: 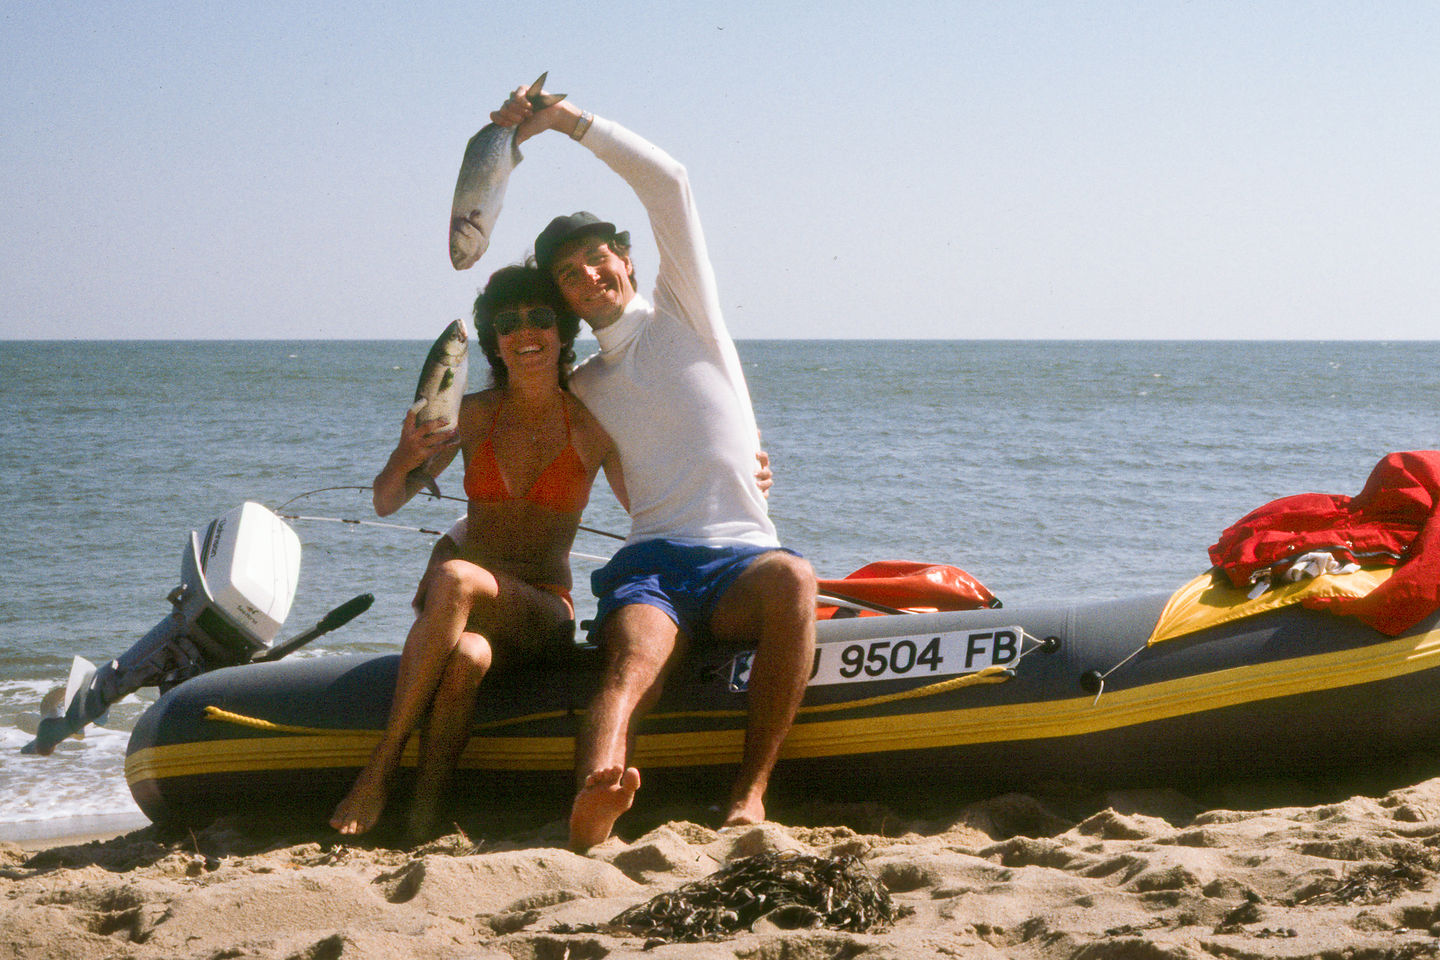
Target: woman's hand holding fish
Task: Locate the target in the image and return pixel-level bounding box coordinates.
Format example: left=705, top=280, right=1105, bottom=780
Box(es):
left=398, top=403, right=460, bottom=466
left=372, top=404, right=460, bottom=516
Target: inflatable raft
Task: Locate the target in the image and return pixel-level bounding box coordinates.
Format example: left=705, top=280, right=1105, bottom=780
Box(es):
left=125, top=565, right=1440, bottom=825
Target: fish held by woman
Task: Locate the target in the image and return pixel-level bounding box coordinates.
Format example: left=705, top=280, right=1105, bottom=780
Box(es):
left=449, top=72, right=565, bottom=270
left=408, top=318, right=469, bottom=497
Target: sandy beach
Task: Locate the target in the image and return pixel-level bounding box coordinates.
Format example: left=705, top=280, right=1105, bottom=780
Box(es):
left=9, top=760, right=1440, bottom=960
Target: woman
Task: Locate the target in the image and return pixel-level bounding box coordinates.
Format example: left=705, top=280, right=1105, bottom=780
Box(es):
left=330, top=263, right=624, bottom=838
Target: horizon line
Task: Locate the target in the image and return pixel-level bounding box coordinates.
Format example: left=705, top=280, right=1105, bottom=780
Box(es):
left=4, top=336, right=1439, bottom=345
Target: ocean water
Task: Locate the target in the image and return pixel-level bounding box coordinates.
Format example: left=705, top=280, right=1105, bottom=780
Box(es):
left=0, top=338, right=1435, bottom=838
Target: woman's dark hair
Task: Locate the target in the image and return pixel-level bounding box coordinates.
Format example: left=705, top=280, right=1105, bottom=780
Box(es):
left=472, top=261, right=581, bottom=388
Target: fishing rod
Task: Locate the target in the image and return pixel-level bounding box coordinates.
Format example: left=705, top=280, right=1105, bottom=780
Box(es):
left=275, top=512, right=451, bottom=537
left=274, top=485, right=627, bottom=542
left=275, top=512, right=614, bottom=565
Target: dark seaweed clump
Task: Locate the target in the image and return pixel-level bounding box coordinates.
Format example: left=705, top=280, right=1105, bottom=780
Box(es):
left=1299, top=847, right=1440, bottom=906
left=604, top=851, right=899, bottom=942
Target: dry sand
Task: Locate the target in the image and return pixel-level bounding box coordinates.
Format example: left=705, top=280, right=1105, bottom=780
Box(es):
left=9, top=766, right=1440, bottom=960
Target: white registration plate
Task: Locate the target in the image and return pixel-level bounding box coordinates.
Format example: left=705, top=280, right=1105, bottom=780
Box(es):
left=727, top=626, right=1023, bottom=692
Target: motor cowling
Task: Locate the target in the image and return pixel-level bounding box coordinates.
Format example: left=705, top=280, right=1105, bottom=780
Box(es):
left=23, top=503, right=301, bottom=755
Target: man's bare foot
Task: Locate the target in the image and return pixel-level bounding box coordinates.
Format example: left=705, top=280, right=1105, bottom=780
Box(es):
left=569, top=765, right=640, bottom=851
left=329, top=766, right=389, bottom=835
left=721, top=792, right=765, bottom=828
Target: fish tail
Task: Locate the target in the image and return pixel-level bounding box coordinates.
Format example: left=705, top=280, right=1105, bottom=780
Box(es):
left=526, top=71, right=566, bottom=109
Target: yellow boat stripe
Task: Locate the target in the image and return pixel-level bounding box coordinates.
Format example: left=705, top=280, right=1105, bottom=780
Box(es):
left=126, top=627, right=1440, bottom=787
left=198, top=665, right=1013, bottom=738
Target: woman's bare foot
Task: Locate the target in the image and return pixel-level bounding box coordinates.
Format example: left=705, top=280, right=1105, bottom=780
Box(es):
left=329, top=764, right=390, bottom=835
left=406, top=790, right=443, bottom=844
left=569, top=765, right=640, bottom=851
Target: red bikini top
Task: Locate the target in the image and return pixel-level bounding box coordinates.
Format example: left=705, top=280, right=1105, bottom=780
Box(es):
left=464, top=396, right=590, bottom=514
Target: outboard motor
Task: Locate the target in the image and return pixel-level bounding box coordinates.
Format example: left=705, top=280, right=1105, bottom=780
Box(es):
left=22, top=502, right=369, bottom=756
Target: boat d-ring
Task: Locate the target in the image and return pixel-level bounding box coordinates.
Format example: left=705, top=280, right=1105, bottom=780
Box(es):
left=1080, top=639, right=1147, bottom=705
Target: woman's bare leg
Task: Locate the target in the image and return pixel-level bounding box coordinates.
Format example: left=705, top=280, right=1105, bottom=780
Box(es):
left=329, top=561, right=500, bottom=835
left=407, top=631, right=492, bottom=840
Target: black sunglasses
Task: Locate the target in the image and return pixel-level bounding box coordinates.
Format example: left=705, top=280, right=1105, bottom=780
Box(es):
left=491, top=306, right=558, bottom=336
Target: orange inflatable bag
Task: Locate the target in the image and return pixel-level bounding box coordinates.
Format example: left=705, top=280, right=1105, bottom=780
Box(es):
left=815, top=560, right=999, bottom=619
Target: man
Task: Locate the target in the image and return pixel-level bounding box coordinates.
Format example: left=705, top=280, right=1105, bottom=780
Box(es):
left=492, top=85, right=817, bottom=851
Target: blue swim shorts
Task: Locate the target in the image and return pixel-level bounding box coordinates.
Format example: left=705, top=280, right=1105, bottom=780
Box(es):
left=590, top=539, right=800, bottom=643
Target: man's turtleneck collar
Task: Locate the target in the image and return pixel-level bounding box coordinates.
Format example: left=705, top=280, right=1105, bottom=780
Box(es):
left=591, top=294, right=652, bottom=355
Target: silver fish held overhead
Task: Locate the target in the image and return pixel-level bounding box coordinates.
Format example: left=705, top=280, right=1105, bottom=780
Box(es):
left=449, top=72, right=566, bottom=270
left=409, top=319, right=469, bottom=497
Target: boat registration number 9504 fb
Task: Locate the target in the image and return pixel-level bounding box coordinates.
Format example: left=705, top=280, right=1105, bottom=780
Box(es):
left=727, top=627, right=1024, bottom=693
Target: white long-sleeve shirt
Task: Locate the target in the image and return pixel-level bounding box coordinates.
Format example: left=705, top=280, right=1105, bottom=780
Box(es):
left=568, top=117, right=779, bottom=549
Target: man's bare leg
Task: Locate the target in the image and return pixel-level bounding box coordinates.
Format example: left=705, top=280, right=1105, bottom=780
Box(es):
left=708, top=551, right=817, bottom=827
left=569, top=603, right=683, bottom=851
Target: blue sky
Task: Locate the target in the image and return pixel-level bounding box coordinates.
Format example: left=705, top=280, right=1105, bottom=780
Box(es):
left=3, top=1, right=1437, bottom=340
